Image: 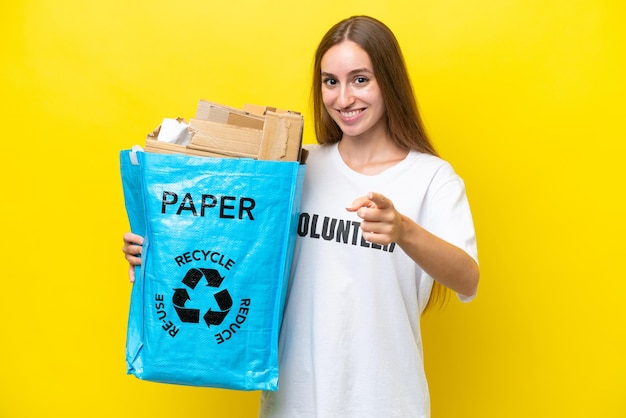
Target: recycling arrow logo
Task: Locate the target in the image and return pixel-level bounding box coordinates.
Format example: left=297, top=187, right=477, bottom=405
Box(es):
left=172, top=267, right=233, bottom=328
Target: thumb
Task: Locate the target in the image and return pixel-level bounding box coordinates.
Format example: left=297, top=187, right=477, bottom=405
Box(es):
left=128, top=265, right=136, bottom=283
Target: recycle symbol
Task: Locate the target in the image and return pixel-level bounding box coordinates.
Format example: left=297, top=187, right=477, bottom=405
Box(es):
left=172, top=268, right=233, bottom=328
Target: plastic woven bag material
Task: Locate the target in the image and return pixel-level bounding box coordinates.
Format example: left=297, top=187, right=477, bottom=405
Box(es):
left=120, top=148, right=305, bottom=391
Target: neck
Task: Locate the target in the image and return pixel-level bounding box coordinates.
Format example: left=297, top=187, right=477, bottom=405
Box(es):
left=337, top=135, right=408, bottom=175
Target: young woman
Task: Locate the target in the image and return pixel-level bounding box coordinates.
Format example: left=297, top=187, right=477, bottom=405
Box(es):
left=123, top=15, right=479, bottom=418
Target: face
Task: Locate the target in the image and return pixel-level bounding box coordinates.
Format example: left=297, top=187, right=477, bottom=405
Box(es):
left=320, top=41, right=387, bottom=141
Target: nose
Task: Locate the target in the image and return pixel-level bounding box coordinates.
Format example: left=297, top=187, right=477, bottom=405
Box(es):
left=337, top=85, right=355, bottom=108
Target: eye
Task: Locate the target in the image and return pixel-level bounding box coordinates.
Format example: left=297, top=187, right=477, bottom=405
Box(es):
left=354, top=76, right=369, bottom=85
left=323, top=77, right=337, bottom=87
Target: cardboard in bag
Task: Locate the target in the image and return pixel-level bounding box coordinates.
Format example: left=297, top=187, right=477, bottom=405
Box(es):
left=144, top=99, right=305, bottom=162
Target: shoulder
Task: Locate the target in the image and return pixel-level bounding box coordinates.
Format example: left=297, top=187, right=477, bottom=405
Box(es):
left=301, top=143, right=334, bottom=167
left=409, top=151, right=460, bottom=180
left=303, top=143, right=328, bottom=157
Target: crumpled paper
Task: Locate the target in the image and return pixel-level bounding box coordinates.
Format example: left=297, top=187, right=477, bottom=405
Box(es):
left=157, top=117, right=190, bottom=145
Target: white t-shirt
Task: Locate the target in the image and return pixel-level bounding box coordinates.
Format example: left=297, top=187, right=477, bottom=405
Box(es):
left=259, top=143, right=478, bottom=418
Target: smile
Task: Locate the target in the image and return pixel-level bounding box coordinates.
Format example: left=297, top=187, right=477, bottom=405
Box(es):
left=339, top=109, right=363, bottom=119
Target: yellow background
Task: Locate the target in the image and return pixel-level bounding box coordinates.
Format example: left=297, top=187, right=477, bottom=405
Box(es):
left=1, top=0, right=624, bottom=417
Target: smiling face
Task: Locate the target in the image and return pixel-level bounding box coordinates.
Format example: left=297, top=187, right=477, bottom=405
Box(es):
left=320, top=40, right=388, bottom=142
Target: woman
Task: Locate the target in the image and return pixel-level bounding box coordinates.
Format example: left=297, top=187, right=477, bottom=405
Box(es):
left=124, top=15, right=479, bottom=418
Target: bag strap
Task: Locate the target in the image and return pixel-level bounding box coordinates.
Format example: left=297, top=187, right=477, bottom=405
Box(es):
left=129, top=145, right=144, bottom=166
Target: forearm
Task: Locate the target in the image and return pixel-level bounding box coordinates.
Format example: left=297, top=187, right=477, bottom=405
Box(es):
left=396, top=215, right=479, bottom=297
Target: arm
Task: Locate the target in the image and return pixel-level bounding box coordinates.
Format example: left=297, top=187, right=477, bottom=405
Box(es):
left=347, top=192, right=479, bottom=297
left=122, top=232, right=144, bottom=283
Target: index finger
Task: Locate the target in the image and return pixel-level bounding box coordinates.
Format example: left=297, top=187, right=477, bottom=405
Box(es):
left=123, top=232, right=144, bottom=246
left=346, top=195, right=375, bottom=212
left=366, top=192, right=392, bottom=209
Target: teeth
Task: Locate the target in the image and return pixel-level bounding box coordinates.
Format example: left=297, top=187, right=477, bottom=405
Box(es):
left=341, top=110, right=361, bottom=118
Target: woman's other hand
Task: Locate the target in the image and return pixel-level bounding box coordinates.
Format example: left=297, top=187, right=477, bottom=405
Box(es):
left=122, top=232, right=143, bottom=283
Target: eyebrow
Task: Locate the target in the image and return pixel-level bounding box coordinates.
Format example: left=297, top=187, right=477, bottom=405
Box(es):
left=321, top=68, right=374, bottom=78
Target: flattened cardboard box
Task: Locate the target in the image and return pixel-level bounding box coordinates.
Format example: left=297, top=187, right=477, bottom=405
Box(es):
left=144, top=100, right=304, bottom=163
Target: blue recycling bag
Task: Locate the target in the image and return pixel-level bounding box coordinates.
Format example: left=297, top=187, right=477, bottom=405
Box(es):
left=120, top=147, right=305, bottom=391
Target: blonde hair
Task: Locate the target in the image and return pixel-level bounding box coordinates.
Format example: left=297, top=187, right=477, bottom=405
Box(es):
left=311, top=15, right=449, bottom=312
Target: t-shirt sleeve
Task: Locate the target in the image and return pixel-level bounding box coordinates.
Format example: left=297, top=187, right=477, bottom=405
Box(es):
left=426, top=162, right=479, bottom=302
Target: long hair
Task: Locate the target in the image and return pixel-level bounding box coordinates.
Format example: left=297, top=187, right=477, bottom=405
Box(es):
left=311, top=16, right=448, bottom=311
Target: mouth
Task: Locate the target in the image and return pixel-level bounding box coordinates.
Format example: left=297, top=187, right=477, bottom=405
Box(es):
left=338, top=108, right=364, bottom=121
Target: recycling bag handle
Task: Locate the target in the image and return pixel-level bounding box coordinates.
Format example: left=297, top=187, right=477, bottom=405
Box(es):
left=129, top=145, right=144, bottom=166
